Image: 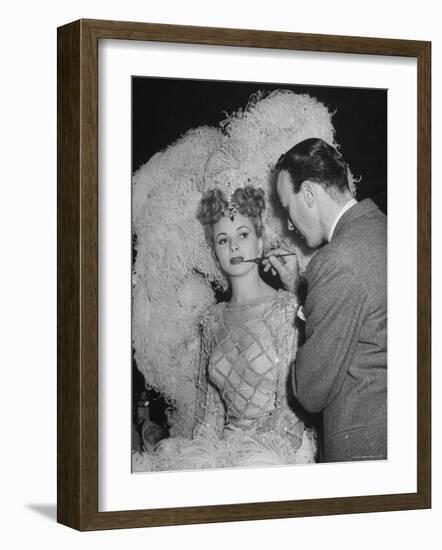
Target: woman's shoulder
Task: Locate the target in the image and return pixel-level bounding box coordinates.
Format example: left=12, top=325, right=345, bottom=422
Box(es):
left=200, top=302, right=225, bottom=329
left=271, top=288, right=299, bottom=314
left=246, top=289, right=299, bottom=326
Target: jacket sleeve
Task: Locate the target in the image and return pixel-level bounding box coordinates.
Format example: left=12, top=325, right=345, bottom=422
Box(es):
left=293, top=249, right=368, bottom=412
left=192, top=314, right=225, bottom=438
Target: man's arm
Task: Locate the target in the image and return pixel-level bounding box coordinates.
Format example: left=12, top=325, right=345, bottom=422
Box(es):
left=294, top=249, right=368, bottom=413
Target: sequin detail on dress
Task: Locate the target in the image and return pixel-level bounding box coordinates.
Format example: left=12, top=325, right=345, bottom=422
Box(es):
left=193, top=290, right=315, bottom=460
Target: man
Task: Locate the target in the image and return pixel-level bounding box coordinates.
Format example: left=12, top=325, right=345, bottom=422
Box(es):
left=266, top=137, right=387, bottom=463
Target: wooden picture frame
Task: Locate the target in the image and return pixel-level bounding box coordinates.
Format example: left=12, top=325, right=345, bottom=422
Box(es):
left=57, top=18, right=431, bottom=531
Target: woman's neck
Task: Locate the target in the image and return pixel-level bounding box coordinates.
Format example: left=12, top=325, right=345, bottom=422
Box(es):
left=229, top=270, right=275, bottom=303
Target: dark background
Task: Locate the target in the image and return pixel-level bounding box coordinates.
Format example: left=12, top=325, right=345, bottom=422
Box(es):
left=131, top=77, right=387, bottom=449
left=132, top=76, right=387, bottom=210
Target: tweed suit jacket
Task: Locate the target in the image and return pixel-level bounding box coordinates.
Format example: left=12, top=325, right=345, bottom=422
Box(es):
left=294, top=199, right=387, bottom=462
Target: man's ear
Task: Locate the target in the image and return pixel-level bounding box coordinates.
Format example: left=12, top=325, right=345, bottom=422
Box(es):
left=301, top=180, right=316, bottom=208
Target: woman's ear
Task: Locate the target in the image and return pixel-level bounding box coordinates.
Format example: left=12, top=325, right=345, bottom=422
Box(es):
left=258, top=237, right=264, bottom=257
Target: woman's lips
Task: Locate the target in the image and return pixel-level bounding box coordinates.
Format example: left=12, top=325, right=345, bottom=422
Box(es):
left=229, top=256, right=244, bottom=265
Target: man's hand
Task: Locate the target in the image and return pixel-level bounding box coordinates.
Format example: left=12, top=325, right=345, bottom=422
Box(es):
left=262, top=248, right=300, bottom=294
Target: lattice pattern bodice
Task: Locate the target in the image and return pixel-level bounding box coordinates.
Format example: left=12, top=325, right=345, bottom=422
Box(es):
left=193, top=290, right=303, bottom=443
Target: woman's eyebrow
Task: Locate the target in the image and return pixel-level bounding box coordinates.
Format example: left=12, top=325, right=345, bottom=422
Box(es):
left=214, top=231, right=227, bottom=240
left=236, top=225, right=250, bottom=231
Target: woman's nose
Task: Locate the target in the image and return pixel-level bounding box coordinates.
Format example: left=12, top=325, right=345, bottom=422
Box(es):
left=230, top=239, right=239, bottom=251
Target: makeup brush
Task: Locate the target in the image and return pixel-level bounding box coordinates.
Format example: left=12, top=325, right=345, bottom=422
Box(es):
left=229, top=253, right=297, bottom=265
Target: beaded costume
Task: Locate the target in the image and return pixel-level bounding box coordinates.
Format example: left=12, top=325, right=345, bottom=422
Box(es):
left=194, top=291, right=311, bottom=453
left=133, top=291, right=316, bottom=472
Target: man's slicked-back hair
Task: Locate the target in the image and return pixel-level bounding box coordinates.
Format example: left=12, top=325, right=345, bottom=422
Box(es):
left=275, top=138, right=350, bottom=194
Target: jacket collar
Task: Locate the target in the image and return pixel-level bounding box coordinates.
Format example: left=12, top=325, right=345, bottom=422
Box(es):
left=327, top=198, right=357, bottom=241
left=332, top=199, right=379, bottom=241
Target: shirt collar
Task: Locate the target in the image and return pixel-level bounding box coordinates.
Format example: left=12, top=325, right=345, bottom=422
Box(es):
left=327, top=198, right=357, bottom=242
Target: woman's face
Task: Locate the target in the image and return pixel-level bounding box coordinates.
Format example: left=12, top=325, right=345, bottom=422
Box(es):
left=212, top=213, right=263, bottom=277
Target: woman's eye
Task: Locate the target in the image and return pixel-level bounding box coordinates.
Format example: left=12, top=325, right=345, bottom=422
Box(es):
left=217, top=238, right=227, bottom=245
left=239, top=232, right=249, bottom=239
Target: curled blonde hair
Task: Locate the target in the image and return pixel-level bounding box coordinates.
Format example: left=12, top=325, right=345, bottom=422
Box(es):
left=197, top=185, right=265, bottom=245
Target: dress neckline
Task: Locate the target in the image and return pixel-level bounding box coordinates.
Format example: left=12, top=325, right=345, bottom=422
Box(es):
left=224, top=290, right=280, bottom=311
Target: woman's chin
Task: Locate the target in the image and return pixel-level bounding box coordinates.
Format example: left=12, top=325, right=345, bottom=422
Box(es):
left=228, top=265, right=257, bottom=278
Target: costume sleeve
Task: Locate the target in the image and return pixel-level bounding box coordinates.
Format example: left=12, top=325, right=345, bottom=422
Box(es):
left=273, top=362, right=305, bottom=448
left=293, top=249, right=368, bottom=412
left=274, top=299, right=298, bottom=411
left=192, top=313, right=225, bottom=439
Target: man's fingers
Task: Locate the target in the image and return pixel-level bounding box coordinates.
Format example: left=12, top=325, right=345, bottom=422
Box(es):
left=268, top=255, right=286, bottom=273
left=263, top=251, right=299, bottom=287
left=262, top=259, right=271, bottom=272
left=266, top=251, right=300, bottom=293
left=262, top=258, right=277, bottom=276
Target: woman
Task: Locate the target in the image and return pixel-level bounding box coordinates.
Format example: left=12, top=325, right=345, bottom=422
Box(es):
left=192, top=185, right=316, bottom=465
left=133, top=184, right=316, bottom=471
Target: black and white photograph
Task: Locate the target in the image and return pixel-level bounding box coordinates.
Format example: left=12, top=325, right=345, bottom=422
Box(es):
left=131, top=77, right=388, bottom=472
left=3, top=0, right=436, bottom=543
